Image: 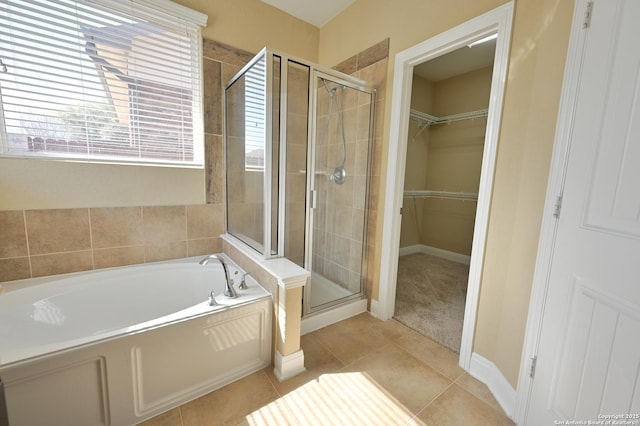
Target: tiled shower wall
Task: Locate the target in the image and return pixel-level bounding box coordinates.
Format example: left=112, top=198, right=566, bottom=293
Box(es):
left=312, top=80, right=373, bottom=293
left=333, top=39, right=389, bottom=301
left=284, top=63, right=311, bottom=266
left=203, top=39, right=255, bottom=204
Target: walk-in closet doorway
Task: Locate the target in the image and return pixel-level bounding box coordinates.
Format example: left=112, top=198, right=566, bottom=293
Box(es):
left=376, top=3, right=514, bottom=372
left=394, top=39, right=495, bottom=353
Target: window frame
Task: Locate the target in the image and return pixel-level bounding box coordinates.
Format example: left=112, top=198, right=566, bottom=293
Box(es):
left=0, top=0, right=208, bottom=168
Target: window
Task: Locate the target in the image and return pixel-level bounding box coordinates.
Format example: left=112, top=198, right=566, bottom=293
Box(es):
left=244, top=56, right=266, bottom=170
left=0, top=0, right=207, bottom=167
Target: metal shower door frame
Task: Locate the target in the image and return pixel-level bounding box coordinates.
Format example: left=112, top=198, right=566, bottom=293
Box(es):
left=224, top=47, right=376, bottom=314
left=303, top=68, right=376, bottom=316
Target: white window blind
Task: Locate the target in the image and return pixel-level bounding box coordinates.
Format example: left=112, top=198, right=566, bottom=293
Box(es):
left=0, top=0, right=206, bottom=167
left=244, top=56, right=266, bottom=170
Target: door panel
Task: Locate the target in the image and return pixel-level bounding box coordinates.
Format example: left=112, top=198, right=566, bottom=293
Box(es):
left=304, top=71, right=374, bottom=314
left=584, top=0, right=640, bottom=237
left=527, top=0, right=640, bottom=423
left=550, top=281, right=640, bottom=419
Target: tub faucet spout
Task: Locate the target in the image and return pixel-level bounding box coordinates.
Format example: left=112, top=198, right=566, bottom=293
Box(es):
left=199, top=255, right=238, bottom=298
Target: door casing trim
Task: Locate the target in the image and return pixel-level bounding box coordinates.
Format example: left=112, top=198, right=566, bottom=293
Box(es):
left=375, top=2, right=514, bottom=375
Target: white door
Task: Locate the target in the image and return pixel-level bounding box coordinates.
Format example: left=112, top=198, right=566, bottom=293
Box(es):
left=527, top=0, right=640, bottom=424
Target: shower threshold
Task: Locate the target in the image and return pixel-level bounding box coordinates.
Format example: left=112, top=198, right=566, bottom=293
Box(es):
left=302, top=273, right=367, bottom=334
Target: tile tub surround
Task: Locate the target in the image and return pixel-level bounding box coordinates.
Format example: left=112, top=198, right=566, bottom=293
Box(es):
left=0, top=39, right=249, bottom=284
left=0, top=205, right=224, bottom=283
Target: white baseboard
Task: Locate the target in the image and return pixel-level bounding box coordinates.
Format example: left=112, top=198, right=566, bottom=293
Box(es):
left=273, top=349, right=306, bottom=382
left=369, top=299, right=382, bottom=319
left=469, top=352, right=516, bottom=420
left=399, top=244, right=471, bottom=265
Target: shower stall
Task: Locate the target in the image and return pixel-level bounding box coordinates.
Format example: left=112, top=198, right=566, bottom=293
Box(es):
left=224, top=48, right=375, bottom=319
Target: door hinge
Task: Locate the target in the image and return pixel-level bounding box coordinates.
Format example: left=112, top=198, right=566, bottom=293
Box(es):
left=583, top=1, right=594, bottom=29
left=553, top=194, right=563, bottom=219
left=400, top=207, right=403, bottom=215
left=529, top=355, right=538, bottom=379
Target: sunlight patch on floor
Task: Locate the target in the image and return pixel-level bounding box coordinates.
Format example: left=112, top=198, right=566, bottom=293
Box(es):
left=244, top=372, right=425, bottom=425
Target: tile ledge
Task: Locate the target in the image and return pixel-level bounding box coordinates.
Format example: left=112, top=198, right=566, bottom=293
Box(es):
left=221, top=234, right=309, bottom=289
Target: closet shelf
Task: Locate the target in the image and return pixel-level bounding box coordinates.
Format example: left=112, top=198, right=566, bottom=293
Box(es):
left=403, top=190, right=478, bottom=201
left=409, top=108, right=488, bottom=142
left=409, top=108, right=488, bottom=126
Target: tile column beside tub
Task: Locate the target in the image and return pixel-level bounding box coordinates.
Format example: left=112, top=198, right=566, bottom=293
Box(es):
left=222, top=234, right=309, bottom=381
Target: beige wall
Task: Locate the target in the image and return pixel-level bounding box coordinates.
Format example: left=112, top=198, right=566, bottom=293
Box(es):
left=0, top=160, right=205, bottom=210
left=401, top=68, right=492, bottom=255
left=424, top=67, right=491, bottom=255
left=177, top=0, right=319, bottom=61
left=319, top=1, right=504, bottom=68
left=475, top=0, right=575, bottom=386
left=319, top=0, right=575, bottom=388
left=405, top=75, right=433, bottom=190
left=432, top=67, right=494, bottom=116
left=400, top=75, right=432, bottom=249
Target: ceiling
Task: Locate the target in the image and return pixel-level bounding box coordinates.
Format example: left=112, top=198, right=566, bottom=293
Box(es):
left=260, top=0, right=355, bottom=28
left=413, top=38, right=496, bottom=82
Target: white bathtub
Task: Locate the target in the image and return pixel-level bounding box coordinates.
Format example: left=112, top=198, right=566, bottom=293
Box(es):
left=0, top=255, right=272, bottom=425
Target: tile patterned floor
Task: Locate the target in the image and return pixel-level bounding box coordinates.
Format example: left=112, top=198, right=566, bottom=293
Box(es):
left=141, top=313, right=514, bottom=426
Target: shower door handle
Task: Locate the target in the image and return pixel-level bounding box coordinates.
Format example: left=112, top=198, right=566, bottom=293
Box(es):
left=310, top=189, right=317, bottom=209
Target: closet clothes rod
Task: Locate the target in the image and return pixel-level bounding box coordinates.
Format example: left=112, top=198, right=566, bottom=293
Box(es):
left=409, top=108, right=489, bottom=126
left=403, top=190, right=478, bottom=201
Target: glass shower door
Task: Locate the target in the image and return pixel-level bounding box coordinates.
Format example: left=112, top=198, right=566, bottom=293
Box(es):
left=305, top=71, right=374, bottom=314
left=225, top=51, right=281, bottom=257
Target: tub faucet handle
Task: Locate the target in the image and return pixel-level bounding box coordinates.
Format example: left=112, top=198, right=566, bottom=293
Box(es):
left=208, top=291, right=219, bottom=306
left=238, top=272, right=249, bottom=290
